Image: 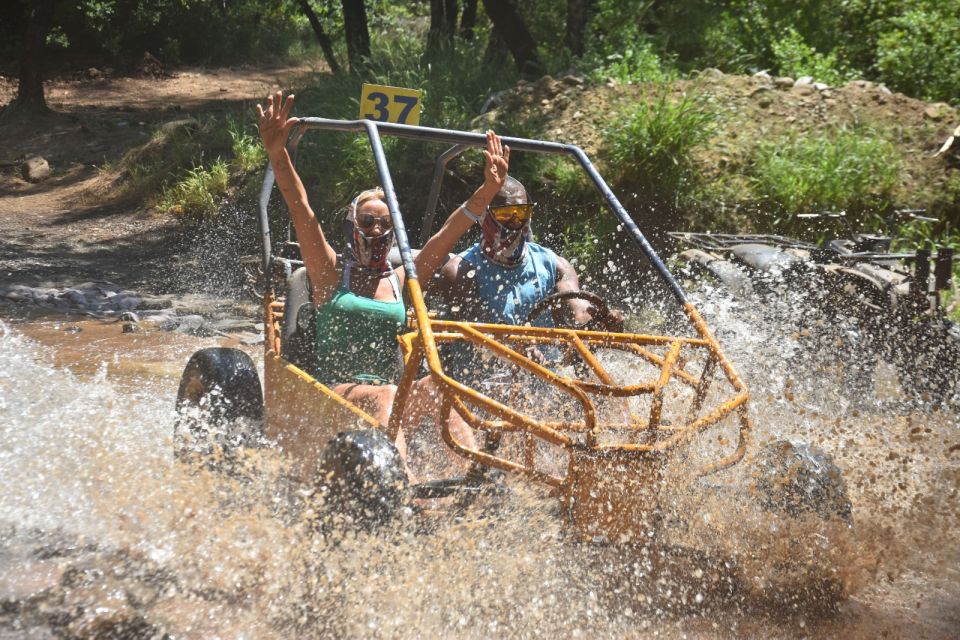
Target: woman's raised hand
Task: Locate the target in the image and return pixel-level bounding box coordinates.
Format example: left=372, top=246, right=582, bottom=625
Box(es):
left=481, top=130, right=510, bottom=192
left=256, top=90, right=297, bottom=157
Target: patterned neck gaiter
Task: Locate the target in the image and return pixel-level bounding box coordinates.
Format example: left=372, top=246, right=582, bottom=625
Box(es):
left=479, top=212, right=530, bottom=268
left=344, top=194, right=395, bottom=274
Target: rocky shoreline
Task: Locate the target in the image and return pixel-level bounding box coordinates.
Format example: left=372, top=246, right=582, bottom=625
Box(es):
left=0, top=281, right=262, bottom=343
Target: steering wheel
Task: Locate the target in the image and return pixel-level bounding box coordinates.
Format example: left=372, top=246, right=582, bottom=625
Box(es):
left=525, top=290, right=622, bottom=332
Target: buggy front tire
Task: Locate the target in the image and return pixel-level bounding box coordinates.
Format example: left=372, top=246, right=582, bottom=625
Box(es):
left=174, top=347, right=264, bottom=461
left=316, top=429, right=409, bottom=530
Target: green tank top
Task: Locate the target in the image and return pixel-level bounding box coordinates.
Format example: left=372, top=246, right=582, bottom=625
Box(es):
left=314, top=266, right=406, bottom=385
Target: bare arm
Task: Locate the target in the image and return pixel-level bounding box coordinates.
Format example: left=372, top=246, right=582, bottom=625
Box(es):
left=555, top=256, right=626, bottom=330
left=257, top=91, right=339, bottom=305
left=415, top=131, right=510, bottom=288
left=554, top=255, right=594, bottom=325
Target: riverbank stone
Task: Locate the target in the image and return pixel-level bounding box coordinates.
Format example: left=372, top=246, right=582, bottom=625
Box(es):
left=22, top=156, right=51, bottom=182
left=0, top=281, right=262, bottom=341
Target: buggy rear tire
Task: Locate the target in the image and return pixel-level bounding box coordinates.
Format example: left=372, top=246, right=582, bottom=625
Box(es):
left=174, top=347, right=264, bottom=461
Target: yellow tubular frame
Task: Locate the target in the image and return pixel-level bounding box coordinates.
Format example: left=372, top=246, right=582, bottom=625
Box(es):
left=383, top=279, right=752, bottom=490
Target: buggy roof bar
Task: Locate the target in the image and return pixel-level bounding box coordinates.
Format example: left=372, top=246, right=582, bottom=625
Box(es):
left=257, top=117, right=688, bottom=306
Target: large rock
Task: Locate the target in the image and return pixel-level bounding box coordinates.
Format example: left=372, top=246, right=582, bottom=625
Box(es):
left=924, top=103, right=953, bottom=121
left=21, top=156, right=50, bottom=182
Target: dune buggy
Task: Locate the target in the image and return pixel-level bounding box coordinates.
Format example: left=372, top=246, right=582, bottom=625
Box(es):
left=173, top=118, right=849, bottom=544
left=670, top=211, right=959, bottom=405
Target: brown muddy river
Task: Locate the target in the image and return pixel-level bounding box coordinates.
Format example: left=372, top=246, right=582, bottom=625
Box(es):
left=0, top=314, right=957, bottom=638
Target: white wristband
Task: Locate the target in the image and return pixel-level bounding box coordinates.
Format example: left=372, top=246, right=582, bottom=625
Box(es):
left=460, top=201, right=482, bottom=223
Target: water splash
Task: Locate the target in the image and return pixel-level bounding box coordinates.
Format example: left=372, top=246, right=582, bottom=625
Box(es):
left=0, top=317, right=957, bottom=638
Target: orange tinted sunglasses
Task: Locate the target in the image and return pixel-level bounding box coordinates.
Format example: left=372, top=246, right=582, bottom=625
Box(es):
left=489, top=203, right=534, bottom=227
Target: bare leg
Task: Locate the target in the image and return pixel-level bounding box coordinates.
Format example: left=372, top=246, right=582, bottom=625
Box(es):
left=401, top=376, right=476, bottom=474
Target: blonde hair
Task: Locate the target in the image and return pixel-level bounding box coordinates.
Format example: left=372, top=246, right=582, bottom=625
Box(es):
left=347, top=187, right=386, bottom=219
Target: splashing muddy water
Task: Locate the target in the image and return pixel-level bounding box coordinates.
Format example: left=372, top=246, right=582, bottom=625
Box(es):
left=0, top=314, right=957, bottom=639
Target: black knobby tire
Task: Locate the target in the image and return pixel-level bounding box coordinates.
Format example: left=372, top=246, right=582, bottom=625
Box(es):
left=751, top=440, right=852, bottom=522
left=316, top=430, right=409, bottom=531
left=174, top=347, right=264, bottom=460
left=892, top=320, right=960, bottom=407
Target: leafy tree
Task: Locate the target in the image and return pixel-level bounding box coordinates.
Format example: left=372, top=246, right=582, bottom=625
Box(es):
left=771, top=27, right=852, bottom=85
left=874, top=5, right=960, bottom=104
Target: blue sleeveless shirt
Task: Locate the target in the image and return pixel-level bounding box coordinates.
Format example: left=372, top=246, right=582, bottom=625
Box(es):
left=458, top=242, right=558, bottom=327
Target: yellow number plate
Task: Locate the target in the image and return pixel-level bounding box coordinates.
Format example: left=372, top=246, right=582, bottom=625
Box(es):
left=359, top=83, right=422, bottom=126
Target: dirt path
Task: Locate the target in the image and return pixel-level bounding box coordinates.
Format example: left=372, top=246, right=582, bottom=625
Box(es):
left=0, top=63, right=321, bottom=294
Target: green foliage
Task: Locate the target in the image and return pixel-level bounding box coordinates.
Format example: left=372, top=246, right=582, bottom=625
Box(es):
left=229, top=120, right=266, bottom=173
left=875, top=6, right=960, bottom=104
left=159, top=160, right=230, bottom=221
left=285, top=29, right=520, bottom=234
left=770, top=27, right=852, bottom=85
left=46, top=0, right=314, bottom=66
left=543, top=158, right=594, bottom=204
left=590, top=43, right=670, bottom=85
left=891, top=217, right=960, bottom=255
left=748, top=129, right=900, bottom=231
left=20, top=0, right=954, bottom=245
left=581, top=0, right=672, bottom=83
left=559, top=220, right=605, bottom=273
left=602, top=92, right=718, bottom=203
left=672, top=0, right=959, bottom=103
left=700, top=0, right=806, bottom=72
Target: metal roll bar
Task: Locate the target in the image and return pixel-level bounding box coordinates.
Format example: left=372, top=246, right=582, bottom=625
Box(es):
left=256, top=117, right=688, bottom=305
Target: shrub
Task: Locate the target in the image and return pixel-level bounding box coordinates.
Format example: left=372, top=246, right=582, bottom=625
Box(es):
left=590, top=43, right=670, bottom=85
left=160, top=160, right=230, bottom=221
left=602, top=91, right=717, bottom=205
left=749, top=129, right=900, bottom=231
left=771, top=27, right=852, bottom=85
left=874, top=6, right=960, bottom=104
left=229, top=120, right=267, bottom=173
left=581, top=0, right=672, bottom=83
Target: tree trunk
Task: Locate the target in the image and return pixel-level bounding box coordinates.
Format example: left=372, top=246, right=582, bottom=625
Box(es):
left=480, top=0, right=544, bottom=78
left=428, top=0, right=458, bottom=52
left=565, top=0, right=596, bottom=57
left=460, top=0, right=478, bottom=40
left=298, top=0, right=342, bottom=74
left=483, top=23, right=509, bottom=67
left=8, top=0, right=57, bottom=114
left=340, top=0, right=371, bottom=73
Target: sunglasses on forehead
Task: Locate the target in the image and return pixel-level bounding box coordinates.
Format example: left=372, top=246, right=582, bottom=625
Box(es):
left=355, top=212, right=393, bottom=230
left=489, top=203, right=535, bottom=227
